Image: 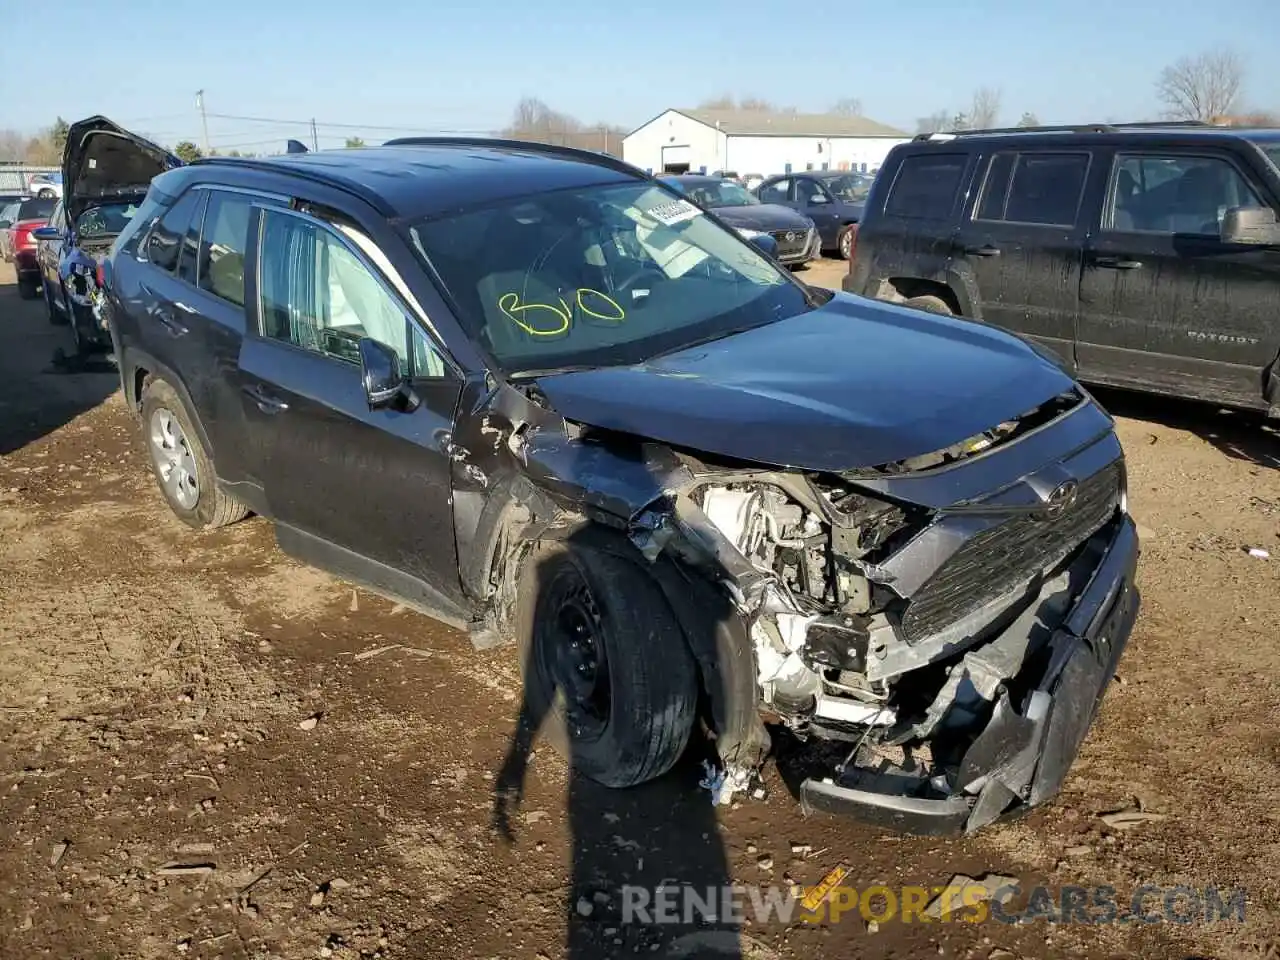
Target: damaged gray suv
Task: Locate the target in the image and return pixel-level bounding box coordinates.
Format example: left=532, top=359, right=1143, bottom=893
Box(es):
left=99, top=124, right=1140, bottom=835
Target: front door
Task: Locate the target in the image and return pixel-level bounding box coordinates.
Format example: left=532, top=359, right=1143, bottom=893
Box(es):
left=1078, top=149, right=1280, bottom=408
left=238, top=205, right=467, bottom=610
left=952, top=149, right=1094, bottom=370
left=795, top=177, right=843, bottom=246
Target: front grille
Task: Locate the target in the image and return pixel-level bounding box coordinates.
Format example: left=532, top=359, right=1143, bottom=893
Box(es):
left=770, top=228, right=810, bottom=257
left=900, top=462, right=1122, bottom=643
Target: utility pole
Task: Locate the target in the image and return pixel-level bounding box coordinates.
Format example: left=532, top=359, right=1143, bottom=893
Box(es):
left=310, top=118, right=319, bottom=152
left=195, top=90, right=210, bottom=156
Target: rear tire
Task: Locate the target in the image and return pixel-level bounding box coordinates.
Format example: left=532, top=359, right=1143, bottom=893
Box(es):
left=838, top=225, right=856, bottom=260
left=140, top=378, right=249, bottom=529
left=37, top=189, right=56, bottom=199
left=17, top=276, right=39, bottom=300
left=43, top=280, right=68, bottom=326
left=514, top=536, right=698, bottom=788
left=903, top=294, right=953, bottom=315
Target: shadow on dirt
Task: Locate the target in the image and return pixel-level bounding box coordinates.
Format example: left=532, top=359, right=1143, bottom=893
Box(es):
left=0, top=278, right=117, bottom=456
left=1089, top=385, right=1280, bottom=470
left=492, top=530, right=743, bottom=960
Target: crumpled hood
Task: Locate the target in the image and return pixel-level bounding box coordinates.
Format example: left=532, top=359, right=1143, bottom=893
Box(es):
left=63, top=116, right=183, bottom=223
left=711, top=204, right=812, bottom=233
left=533, top=293, right=1077, bottom=472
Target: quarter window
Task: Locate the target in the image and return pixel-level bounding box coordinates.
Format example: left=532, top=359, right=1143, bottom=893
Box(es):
left=1106, top=154, right=1264, bottom=235
left=885, top=154, right=968, bottom=219
left=197, top=192, right=252, bottom=306
left=258, top=210, right=446, bottom=377
left=146, top=190, right=202, bottom=273
left=176, top=192, right=207, bottom=286
left=976, top=152, right=1089, bottom=227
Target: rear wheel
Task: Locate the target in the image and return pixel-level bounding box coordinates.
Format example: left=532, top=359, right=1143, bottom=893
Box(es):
left=903, top=294, right=953, bottom=315
left=16, top=275, right=38, bottom=300
left=37, top=189, right=56, bottom=199
left=514, top=536, right=698, bottom=788
left=140, top=378, right=249, bottom=529
left=838, top=225, right=856, bottom=260
left=43, top=279, right=68, bottom=326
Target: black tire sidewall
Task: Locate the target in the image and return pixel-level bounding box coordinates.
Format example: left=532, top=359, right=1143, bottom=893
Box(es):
left=140, top=379, right=219, bottom=529
left=514, top=538, right=697, bottom=788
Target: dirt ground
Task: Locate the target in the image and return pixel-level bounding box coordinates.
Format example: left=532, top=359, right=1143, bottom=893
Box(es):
left=1, top=255, right=1279, bottom=960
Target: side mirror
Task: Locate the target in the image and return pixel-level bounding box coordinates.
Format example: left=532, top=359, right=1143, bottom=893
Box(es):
left=749, top=233, right=779, bottom=258
left=31, top=226, right=61, bottom=241
left=1221, top=206, right=1280, bottom=245
left=358, top=338, right=415, bottom=410
left=808, top=194, right=832, bottom=205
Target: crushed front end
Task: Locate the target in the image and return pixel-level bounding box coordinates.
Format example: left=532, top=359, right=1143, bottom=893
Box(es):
left=661, top=388, right=1139, bottom=834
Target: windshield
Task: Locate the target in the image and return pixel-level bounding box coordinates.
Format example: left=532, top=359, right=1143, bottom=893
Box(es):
left=410, top=181, right=811, bottom=372
left=824, top=174, right=874, bottom=202
left=76, top=202, right=142, bottom=238
left=680, top=179, right=759, bottom=209
left=17, top=198, right=56, bottom=221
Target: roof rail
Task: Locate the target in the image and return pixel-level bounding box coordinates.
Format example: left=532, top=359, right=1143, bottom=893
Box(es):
left=381, top=136, right=644, bottom=177
left=912, top=119, right=1216, bottom=141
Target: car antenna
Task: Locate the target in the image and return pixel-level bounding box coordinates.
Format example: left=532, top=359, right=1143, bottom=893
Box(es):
left=286, top=139, right=310, bottom=154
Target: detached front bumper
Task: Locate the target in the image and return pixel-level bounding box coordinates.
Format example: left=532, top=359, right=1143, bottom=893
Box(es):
left=800, top=514, right=1140, bottom=835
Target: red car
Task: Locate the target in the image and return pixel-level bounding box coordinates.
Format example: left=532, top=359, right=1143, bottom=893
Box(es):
left=0, top=196, right=57, bottom=298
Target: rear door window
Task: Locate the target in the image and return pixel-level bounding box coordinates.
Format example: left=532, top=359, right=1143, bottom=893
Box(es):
left=885, top=154, right=968, bottom=219
left=1003, top=153, right=1090, bottom=226
left=145, top=191, right=202, bottom=274
left=197, top=192, right=253, bottom=306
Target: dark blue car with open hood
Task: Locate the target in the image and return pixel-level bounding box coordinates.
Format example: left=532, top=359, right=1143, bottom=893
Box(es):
left=96, top=120, right=1140, bottom=835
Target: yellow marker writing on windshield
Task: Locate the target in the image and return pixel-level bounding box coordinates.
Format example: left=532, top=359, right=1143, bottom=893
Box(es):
left=576, top=288, right=625, bottom=322
left=498, top=292, right=570, bottom=337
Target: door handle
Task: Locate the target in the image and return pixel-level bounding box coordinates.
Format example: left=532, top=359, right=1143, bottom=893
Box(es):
left=241, top=383, right=289, bottom=414
left=964, top=244, right=1002, bottom=257
left=1094, top=256, right=1143, bottom=270
left=154, top=307, right=188, bottom=337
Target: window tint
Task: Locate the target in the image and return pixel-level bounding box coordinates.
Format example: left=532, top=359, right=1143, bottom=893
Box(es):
left=976, top=152, right=1016, bottom=221
left=259, top=210, right=446, bottom=376
left=197, top=192, right=252, bottom=305
left=146, top=191, right=202, bottom=273
left=18, top=197, right=56, bottom=220
left=885, top=154, right=967, bottom=219
left=758, top=179, right=791, bottom=204
left=1107, top=154, right=1263, bottom=235
left=1002, top=153, right=1089, bottom=226
left=176, top=191, right=207, bottom=286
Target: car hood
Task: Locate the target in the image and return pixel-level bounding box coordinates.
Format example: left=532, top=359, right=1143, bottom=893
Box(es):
left=710, top=204, right=812, bottom=232
left=63, top=116, right=183, bottom=222
left=532, top=293, right=1077, bottom=472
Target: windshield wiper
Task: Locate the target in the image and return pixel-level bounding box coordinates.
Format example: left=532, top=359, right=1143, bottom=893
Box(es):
left=506, top=364, right=609, bottom=381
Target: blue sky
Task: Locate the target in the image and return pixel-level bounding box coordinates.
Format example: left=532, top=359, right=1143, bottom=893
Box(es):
left=4, top=0, right=1277, bottom=151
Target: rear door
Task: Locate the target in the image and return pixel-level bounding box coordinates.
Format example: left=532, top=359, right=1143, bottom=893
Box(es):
left=952, top=149, right=1094, bottom=370
left=1078, top=149, right=1280, bottom=408
left=237, top=204, right=466, bottom=606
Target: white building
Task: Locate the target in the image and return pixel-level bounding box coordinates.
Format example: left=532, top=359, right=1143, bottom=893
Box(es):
left=622, top=108, right=911, bottom=178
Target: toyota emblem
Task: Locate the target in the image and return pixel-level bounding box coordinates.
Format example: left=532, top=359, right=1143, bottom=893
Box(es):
left=1041, top=479, right=1079, bottom=520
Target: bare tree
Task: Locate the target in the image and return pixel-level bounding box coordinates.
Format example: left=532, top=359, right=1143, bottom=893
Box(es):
left=501, top=98, right=625, bottom=157
left=738, top=97, right=778, bottom=112
left=698, top=95, right=736, bottom=110
left=1016, top=111, right=1040, bottom=128
left=1156, top=48, right=1244, bottom=121
left=1216, top=109, right=1279, bottom=126
left=970, top=87, right=1002, bottom=129
left=0, top=129, right=25, bottom=162
left=951, top=111, right=971, bottom=131
left=915, top=110, right=950, bottom=134
left=831, top=98, right=864, bottom=116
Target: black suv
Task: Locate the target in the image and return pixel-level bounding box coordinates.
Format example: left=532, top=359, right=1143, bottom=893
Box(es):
left=100, top=123, right=1139, bottom=834
left=846, top=122, right=1280, bottom=415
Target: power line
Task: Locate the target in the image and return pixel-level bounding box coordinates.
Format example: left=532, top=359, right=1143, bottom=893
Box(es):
left=205, top=111, right=495, bottom=134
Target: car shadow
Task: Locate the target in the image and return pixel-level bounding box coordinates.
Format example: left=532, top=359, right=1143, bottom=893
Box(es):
left=0, top=276, right=117, bottom=456
left=492, top=530, right=742, bottom=959
left=1088, top=385, right=1280, bottom=470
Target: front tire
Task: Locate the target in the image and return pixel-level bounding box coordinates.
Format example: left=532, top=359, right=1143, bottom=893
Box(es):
left=17, top=275, right=39, bottom=300
left=43, top=279, right=68, bottom=325
left=838, top=225, right=856, bottom=260
left=140, top=378, right=248, bottom=529
left=515, top=536, right=698, bottom=788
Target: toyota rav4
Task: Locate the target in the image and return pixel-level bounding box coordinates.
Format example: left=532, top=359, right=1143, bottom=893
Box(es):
left=98, top=122, right=1140, bottom=834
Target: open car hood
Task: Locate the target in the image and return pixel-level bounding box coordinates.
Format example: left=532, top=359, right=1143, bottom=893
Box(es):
left=532, top=293, right=1078, bottom=472
left=63, top=116, right=183, bottom=223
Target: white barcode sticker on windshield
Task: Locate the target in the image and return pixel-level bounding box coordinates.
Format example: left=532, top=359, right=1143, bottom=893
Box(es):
left=648, top=198, right=701, bottom=226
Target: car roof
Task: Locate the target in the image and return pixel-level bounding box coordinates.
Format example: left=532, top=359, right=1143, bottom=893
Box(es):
left=192, top=141, right=644, bottom=220
left=907, top=124, right=1280, bottom=150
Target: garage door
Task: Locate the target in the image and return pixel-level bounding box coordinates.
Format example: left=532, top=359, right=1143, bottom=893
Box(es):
left=661, top=145, right=692, bottom=173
